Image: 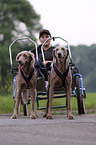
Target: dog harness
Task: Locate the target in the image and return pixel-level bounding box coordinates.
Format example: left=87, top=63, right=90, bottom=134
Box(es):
left=20, top=68, right=34, bottom=88
left=53, top=63, right=69, bottom=86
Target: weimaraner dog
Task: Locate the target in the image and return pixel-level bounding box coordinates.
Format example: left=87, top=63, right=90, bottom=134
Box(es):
left=11, top=51, right=37, bottom=119
left=44, top=46, right=74, bottom=119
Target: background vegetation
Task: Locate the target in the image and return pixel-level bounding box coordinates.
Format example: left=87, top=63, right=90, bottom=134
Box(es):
left=0, top=0, right=42, bottom=94
left=0, top=93, right=96, bottom=115
left=0, top=0, right=96, bottom=94
left=71, top=44, right=96, bottom=92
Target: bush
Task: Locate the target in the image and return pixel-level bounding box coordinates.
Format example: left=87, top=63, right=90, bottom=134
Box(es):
left=0, top=69, right=13, bottom=95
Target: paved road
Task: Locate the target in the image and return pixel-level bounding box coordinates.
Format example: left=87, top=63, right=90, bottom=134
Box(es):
left=0, top=113, right=96, bottom=145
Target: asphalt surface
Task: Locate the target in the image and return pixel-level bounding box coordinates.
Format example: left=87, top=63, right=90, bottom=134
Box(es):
left=0, top=113, right=96, bottom=145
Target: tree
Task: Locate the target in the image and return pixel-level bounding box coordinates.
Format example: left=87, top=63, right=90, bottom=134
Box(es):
left=0, top=0, right=42, bottom=92
left=0, top=0, right=42, bottom=45
left=84, top=68, right=96, bottom=92
left=71, top=44, right=96, bottom=92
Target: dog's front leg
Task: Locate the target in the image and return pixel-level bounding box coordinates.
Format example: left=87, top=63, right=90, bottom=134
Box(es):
left=30, top=89, right=37, bottom=119
left=46, top=86, right=54, bottom=119
left=43, top=84, right=49, bottom=117
left=18, top=97, right=21, bottom=116
left=66, top=87, right=74, bottom=119
left=11, top=90, right=20, bottom=119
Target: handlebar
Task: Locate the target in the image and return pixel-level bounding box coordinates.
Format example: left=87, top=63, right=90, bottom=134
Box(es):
left=9, top=37, right=38, bottom=70
left=41, top=37, right=72, bottom=66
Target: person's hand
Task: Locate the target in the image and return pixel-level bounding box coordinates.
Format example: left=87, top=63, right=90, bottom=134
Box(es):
left=42, top=61, right=52, bottom=67
left=42, top=61, right=52, bottom=65
left=45, top=61, right=52, bottom=65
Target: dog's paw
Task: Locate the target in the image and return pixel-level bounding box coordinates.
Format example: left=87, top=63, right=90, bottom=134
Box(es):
left=68, top=114, right=74, bottom=120
left=43, top=114, right=47, bottom=118
left=11, top=114, right=17, bottom=119
left=46, top=115, right=53, bottom=119
left=30, top=114, right=37, bottom=119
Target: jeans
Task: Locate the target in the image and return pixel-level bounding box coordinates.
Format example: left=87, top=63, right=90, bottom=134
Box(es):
left=35, top=57, right=48, bottom=81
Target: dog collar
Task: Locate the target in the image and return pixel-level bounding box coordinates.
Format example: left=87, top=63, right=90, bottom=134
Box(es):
left=53, top=63, right=69, bottom=86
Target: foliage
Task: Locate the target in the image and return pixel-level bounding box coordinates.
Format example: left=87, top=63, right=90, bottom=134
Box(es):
left=0, top=0, right=96, bottom=93
left=0, top=0, right=42, bottom=44
left=0, top=0, right=42, bottom=94
left=71, top=44, right=96, bottom=92
left=0, top=70, right=13, bottom=95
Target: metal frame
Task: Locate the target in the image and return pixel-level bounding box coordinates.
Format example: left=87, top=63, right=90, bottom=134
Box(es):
left=9, top=36, right=86, bottom=114
left=36, top=37, right=86, bottom=112
left=9, top=37, right=38, bottom=69
left=40, top=37, right=72, bottom=67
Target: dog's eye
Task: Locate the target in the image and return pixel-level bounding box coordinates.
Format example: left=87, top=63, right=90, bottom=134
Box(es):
left=61, top=47, right=64, bottom=51
left=56, top=48, right=59, bottom=52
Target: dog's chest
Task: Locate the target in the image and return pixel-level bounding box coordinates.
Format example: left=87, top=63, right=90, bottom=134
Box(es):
left=21, top=83, right=28, bottom=89
left=55, top=79, right=62, bottom=87
left=17, top=72, right=35, bottom=90
left=20, top=81, right=34, bottom=90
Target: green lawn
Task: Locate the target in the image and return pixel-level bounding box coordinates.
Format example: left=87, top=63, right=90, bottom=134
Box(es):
left=0, top=93, right=96, bottom=115
left=37, top=92, right=96, bottom=114
left=0, top=94, right=14, bottom=114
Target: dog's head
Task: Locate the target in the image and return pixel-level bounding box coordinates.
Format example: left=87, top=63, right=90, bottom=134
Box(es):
left=53, top=46, right=69, bottom=63
left=16, top=51, right=35, bottom=68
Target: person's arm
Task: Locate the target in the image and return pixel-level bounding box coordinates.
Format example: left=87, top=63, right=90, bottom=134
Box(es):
left=42, top=60, right=52, bottom=65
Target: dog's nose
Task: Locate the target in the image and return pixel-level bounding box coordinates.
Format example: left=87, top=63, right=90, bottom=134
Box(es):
left=58, top=53, right=61, bottom=58
left=18, top=60, right=21, bottom=64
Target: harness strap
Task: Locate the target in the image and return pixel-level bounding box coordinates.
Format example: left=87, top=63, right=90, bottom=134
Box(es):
left=53, top=63, right=69, bottom=86
left=20, top=69, right=34, bottom=87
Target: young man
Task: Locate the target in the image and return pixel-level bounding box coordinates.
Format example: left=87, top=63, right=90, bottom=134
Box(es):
left=38, top=29, right=55, bottom=67
left=32, top=29, right=55, bottom=80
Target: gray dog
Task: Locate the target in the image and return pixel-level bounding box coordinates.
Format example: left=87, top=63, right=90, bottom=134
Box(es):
left=11, top=51, right=37, bottom=119
left=44, top=46, right=74, bottom=119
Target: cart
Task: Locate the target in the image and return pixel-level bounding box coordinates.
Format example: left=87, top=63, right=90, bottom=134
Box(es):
left=9, top=36, right=86, bottom=116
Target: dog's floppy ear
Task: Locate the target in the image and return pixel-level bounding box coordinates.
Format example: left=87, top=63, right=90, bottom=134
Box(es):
left=67, top=49, right=69, bottom=57
left=65, top=49, right=69, bottom=63
left=29, top=52, right=35, bottom=66
left=52, top=49, right=56, bottom=63
left=16, top=52, right=21, bottom=61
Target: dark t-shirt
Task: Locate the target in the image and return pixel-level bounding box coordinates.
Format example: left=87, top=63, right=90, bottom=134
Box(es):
left=38, top=45, right=55, bottom=61
left=31, top=45, right=55, bottom=61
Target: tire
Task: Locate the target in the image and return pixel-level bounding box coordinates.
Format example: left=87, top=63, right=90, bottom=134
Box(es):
left=75, top=76, right=85, bottom=114
left=81, top=93, right=86, bottom=114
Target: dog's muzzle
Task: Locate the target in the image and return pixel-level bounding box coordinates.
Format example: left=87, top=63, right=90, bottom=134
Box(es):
left=57, top=53, right=63, bottom=61
left=18, top=60, right=22, bottom=65
left=18, top=59, right=28, bottom=66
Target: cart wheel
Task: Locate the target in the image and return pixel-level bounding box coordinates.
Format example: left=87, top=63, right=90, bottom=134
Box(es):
left=81, top=91, right=86, bottom=114
left=75, top=76, right=85, bottom=114
left=23, top=104, right=27, bottom=116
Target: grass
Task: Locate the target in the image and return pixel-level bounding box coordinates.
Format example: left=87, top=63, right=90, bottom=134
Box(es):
left=0, top=92, right=96, bottom=115
left=0, top=94, right=14, bottom=114
left=37, top=92, right=96, bottom=115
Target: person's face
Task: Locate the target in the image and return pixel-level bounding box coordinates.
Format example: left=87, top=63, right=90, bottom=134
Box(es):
left=39, top=33, right=51, bottom=46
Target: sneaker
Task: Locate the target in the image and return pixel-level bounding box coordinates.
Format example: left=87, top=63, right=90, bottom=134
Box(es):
left=45, top=81, right=48, bottom=89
